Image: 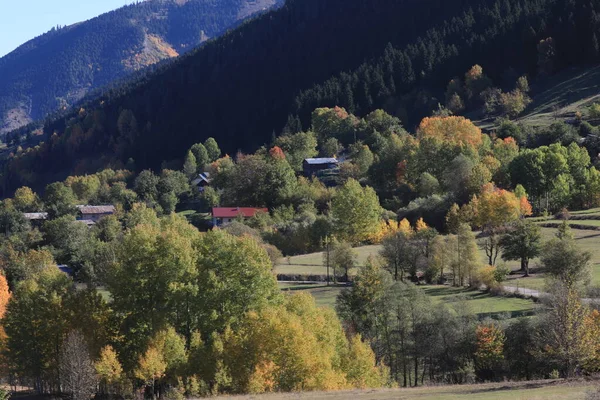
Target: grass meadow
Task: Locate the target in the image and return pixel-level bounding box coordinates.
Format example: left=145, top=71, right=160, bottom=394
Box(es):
left=216, top=379, right=597, bottom=399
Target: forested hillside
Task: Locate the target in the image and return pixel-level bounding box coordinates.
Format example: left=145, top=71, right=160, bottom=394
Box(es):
left=0, top=0, right=281, bottom=134
left=3, top=0, right=600, bottom=194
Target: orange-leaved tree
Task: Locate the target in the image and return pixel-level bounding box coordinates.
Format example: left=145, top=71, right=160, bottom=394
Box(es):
left=474, top=183, right=531, bottom=265
left=474, top=323, right=505, bottom=380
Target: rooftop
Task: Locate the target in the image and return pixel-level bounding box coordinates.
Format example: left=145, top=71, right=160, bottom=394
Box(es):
left=76, top=205, right=116, bottom=214
left=303, top=158, right=338, bottom=165
left=212, top=207, right=268, bottom=218
left=23, top=212, right=48, bottom=220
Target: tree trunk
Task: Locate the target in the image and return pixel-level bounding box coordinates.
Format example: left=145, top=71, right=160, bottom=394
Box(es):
left=523, top=258, right=529, bottom=277
left=414, top=356, right=419, bottom=387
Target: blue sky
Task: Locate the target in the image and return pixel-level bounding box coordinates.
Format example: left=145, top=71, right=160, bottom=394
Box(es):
left=0, top=0, right=137, bottom=57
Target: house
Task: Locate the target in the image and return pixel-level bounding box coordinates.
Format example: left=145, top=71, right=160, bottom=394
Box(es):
left=23, top=212, right=48, bottom=221
left=212, top=207, right=268, bottom=226
left=76, top=205, right=116, bottom=223
left=191, top=172, right=211, bottom=192
left=57, top=265, right=74, bottom=277
left=302, top=158, right=339, bottom=176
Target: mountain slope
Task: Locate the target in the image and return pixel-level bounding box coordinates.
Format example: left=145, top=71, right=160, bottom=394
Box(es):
left=3, top=0, right=600, bottom=194
left=0, top=0, right=282, bottom=134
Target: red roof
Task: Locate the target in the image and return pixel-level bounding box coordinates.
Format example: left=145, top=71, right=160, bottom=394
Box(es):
left=212, top=207, right=268, bottom=218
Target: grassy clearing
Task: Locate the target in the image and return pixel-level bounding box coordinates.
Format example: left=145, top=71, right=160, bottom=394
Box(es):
left=216, top=379, right=596, bottom=399
left=278, top=282, right=345, bottom=308
left=483, top=226, right=600, bottom=292
left=278, top=283, right=536, bottom=319
left=275, top=223, right=600, bottom=294
left=421, top=286, right=536, bottom=319
left=275, top=245, right=382, bottom=277
left=516, top=65, right=600, bottom=127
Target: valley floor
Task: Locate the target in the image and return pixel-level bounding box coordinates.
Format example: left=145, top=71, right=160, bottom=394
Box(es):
left=214, top=379, right=596, bottom=399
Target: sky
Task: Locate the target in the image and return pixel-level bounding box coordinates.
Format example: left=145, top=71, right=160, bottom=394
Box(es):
left=0, top=0, right=138, bottom=57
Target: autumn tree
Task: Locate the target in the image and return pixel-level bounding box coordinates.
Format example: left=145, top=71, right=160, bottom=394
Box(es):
left=452, top=223, right=480, bottom=287
left=464, top=65, right=492, bottom=104
left=474, top=184, right=525, bottom=265
left=417, top=116, right=483, bottom=149
left=135, top=346, right=166, bottom=400
left=95, top=345, right=123, bottom=395
left=474, top=323, right=505, bottom=381
left=540, top=286, right=596, bottom=377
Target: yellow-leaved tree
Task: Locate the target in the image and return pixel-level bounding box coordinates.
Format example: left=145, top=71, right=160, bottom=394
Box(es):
left=417, top=116, right=483, bottom=149
left=221, top=293, right=387, bottom=394
left=95, top=345, right=123, bottom=395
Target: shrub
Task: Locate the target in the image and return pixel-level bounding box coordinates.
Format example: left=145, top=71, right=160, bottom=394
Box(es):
left=588, top=103, right=600, bottom=119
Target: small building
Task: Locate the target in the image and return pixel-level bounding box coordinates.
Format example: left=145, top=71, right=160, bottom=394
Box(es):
left=57, top=264, right=74, bottom=277
left=212, top=207, right=268, bottom=226
left=76, top=205, right=116, bottom=223
left=191, top=172, right=211, bottom=192
left=23, top=212, right=48, bottom=221
left=302, top=158, right=339, bottom=176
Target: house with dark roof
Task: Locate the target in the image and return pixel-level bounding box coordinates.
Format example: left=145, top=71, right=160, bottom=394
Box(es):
left=212, top=207, right=268, bottom=226
left=76, top=205, right=116, bottom=223
left=302, top=158, right=339, bottom=177
left=191, top=172, right=211, bottom=192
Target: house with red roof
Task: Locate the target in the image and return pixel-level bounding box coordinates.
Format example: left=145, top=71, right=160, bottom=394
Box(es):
left=212, top=207, right=268, bottom=226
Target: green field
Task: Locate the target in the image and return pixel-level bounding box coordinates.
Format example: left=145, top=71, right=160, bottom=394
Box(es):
left=278, top=282, right=345, bottom=308
left=275, top=245, right=382, bottom=277
left=279, top=283, right=536, bottom=319
left=421, top=286, right=536, bottom=319
left=505, top=226, right=600, bottom=291
left=275, top=221, right=600, bottom=295
left=216, top=379, right=596, bottom=399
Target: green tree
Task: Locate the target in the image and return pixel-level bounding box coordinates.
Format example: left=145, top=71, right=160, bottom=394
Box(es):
left=204, top=138, right=221, bottom=162
left=44, top=183, right=77, bottom=219
left=331, top=241, right=357, bottom=281
left=274, top=131, right=318, bottom=171
left=106, top=215, right=199, bottom=370
left=42, top=216, right=91, bottom=265
left=191, top=143, right=210, bottom=170
left=195, top=229, right=280, bottom=336
left=13, top=186, right=41, bottom=212
left=4, top=269, right=73, bottom=391
left=541, top=226, right=592, bottom=288
left=380, top=231, right=416, bottom=281
left=417, top=172, right=440, bottom=197
left=499, top=220, right=542, bottom=276
left=349, top=143, right=374, bottom=176
left=183, top=150, right=198, bottom=178
left=134, top=170, right=160, bottom=203
left=331, top=179, right=381, bottom=244
left=320, top=137, right=343, bottom=158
